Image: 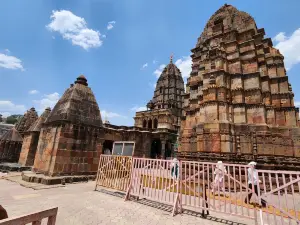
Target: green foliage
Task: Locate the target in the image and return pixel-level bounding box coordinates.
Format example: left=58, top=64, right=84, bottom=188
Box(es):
left=6, top=115, right=22, bottom=124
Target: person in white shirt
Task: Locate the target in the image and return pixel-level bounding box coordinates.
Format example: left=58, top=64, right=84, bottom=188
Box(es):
left=244, top=161, right=266, bottom=207
left=212, top=161, right=227, bottom=193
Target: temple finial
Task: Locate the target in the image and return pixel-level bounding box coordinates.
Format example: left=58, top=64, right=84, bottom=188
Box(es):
left=170, top=53, right=173, bottom=63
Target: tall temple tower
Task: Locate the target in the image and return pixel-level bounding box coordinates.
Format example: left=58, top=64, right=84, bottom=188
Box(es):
left=134, top=56, right=185, bottom=131
left=179, top=4, right=300, bottom=166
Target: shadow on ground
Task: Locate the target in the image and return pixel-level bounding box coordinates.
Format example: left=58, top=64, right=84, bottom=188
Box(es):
left=96, top=189, right=247, bottom=225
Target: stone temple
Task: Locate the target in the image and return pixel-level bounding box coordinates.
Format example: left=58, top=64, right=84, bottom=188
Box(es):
left=179, top=4, right=300, bottom=168
left=1, top=4, right=300, bottom=175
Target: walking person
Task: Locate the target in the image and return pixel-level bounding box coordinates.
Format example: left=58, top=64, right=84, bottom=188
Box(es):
left=244, top=161, right=267, bottom=207
left=212, top=161, right=227, bottom=194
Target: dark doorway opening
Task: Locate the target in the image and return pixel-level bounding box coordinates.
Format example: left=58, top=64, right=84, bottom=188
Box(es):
left=150, top=139, right=161, bottom=159
left=165, top=141, right=172, bottom=158
left=148, top=119, right=152, bottom=129
left=103, top=140, right=114, bottom=154
left=154, top=118, right=158, bottom=129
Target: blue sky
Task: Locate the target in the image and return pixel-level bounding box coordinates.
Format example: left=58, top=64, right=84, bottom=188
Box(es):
left=1, top=0, right=300, bottom=125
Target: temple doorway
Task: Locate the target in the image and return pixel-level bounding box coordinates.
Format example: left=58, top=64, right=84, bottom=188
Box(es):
left=103, top=140, right=114, bottom=155
left=165, top=141, right=172, bottom=158
left=150, top=139, right=161, bottom=159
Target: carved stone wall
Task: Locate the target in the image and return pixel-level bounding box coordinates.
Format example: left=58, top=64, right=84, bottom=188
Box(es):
left=179, top=4, right=300, bottom=165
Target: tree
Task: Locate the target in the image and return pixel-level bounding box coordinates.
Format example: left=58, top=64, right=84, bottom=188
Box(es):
left=5, top=115, right=22, bottom=124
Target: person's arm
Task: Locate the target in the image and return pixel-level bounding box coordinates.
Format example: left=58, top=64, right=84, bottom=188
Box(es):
left=247, top=168, right=252, bottom=183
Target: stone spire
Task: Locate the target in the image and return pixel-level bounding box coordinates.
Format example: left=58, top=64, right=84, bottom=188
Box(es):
left=179, top=4, right=300, bottom=160
left=150, top=57, right=184, bottom=114
left=15, top=107, right=38, bottom=134
left=45, top=75, right=102, bottom=127
left=27, top=107, right=51, bottom=132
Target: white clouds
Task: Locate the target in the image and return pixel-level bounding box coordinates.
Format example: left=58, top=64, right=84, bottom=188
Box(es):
left=101, top=110, right=126, bottom=119
left=0, top=101, right=26, bottom=117
left=107, top=21, right=116, bottom=30
left=273, top=28, right=300, bottom=70
left=148, top=82, right=156, bottom=89
left=29, top=90, right=39, bottom=95
left=130, top=106, right=147, bottom=112
left=153, top=60, right=158, bottom=64
left=273, top=32, right=287, bottom=42
left=33, top=92, right=60, bottom=112
left=0, top=53, right=24, bottom=71
left=175, top=56, right=192, bottom=79
left=46, top=10, right=102, bottom=50
left=295, top=101, right=300, bottom=107
left=4, top=49, right=10, bottom=54
left=153, top=64, right=166, bottom=78
left=141, top=63, right=148, bottom=70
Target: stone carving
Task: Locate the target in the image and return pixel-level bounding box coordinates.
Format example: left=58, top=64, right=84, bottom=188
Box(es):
left=179, top=4, right=300, bottom=167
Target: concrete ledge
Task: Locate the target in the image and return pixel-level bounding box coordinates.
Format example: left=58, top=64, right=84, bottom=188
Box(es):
left=21, top=171, right=96, bottom=185
left=0, top=162, right=31, bottom=172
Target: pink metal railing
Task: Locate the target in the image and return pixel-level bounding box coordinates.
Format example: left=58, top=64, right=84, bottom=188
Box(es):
left=179, top=161, right=258, bottom=221
left=126, top=158, right=180, bottom=209
left=95, top=155, right=132, bottom=192
left=95, top=155, right=300, bottom=224
left=257, top=169, right=300, bottom=225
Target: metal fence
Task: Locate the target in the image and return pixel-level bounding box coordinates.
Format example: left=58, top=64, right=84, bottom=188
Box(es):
left=94, top=155, right=132, bottom=192
left=95, top=155, right=300, bottom=225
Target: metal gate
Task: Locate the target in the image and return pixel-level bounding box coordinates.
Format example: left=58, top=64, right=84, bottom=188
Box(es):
left=94, top=155, right=132, bottom=192
left=258, top=169, right=300, bottom=225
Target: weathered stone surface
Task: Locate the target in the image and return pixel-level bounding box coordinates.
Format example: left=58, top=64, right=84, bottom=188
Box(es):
left=19, top=108, right=51, bottom=167
left=134, top=56, right=184, bottom=133
left=179, top=4, right=300, bottom=166
left=32, top=75, right=104, bottom=176
left=0, top=128, right=23, bottom=162
left=15, top=107, right=38, bottom=136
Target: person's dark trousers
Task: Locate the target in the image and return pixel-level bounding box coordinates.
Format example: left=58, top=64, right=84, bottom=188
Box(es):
left=245, top=183, right=267, bottom=207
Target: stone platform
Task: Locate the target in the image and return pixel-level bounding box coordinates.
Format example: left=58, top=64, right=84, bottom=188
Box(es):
left=0, top=162, right=31, bottom=172
left=21, top=171, right=96, bottom=185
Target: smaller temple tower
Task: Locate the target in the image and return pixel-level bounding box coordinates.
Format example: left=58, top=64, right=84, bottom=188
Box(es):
left=19, top=107, right=52, bottom=166
left=134, top=56, right=185, bottom=158
left=134, top=56, right=185, bottom=131
left=0, top=127, right=23, bottom=162
left=32, top=75, right=104, bottom=176
left=15, top=107, right=38, bottom=137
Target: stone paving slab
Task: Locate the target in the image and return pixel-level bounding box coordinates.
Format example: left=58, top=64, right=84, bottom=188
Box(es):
left=0, top=179, right=253, bottom=225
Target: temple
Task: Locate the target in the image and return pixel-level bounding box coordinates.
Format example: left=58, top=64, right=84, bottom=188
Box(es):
left=179, top=4, right=300, bottom=168
left=1, top=4, right=300, bottom=176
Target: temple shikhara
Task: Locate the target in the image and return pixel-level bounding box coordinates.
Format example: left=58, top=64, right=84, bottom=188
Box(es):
left=179, top=4, right=300, bottom=168
left=0, top=4, right=300, bottom=178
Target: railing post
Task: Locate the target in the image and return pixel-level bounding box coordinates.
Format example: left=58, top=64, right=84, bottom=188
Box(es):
left=47, top=214, right=57, bottom=225
left=172, top=159, right=182, bottom=216
left=94, top=155, right=103, bottom=191
left=124, top=156, right=134, bottom=201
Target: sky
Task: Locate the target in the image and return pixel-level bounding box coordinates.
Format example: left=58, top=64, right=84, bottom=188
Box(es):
left=1, top=0, right=300, bottom=126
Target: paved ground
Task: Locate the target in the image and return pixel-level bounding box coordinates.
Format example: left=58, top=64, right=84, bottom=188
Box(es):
left=0, top=177, right=254, bottom=225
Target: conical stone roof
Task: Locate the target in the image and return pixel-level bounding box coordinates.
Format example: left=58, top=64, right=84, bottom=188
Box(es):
left=27, top=107, right=52, bottom=132
left=45, top=75, right=102, bottom=127
left=15, top=107, right=38, bottom=133
left=151, top=56, right=184, bottom=111
left=197, top=4, right=256, bottom=47
left=0, top=127, right=23, bottom=142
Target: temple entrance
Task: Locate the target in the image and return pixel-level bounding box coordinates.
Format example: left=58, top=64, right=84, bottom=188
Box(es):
left=103, top=140, right=114, bottom=155
left=165, top=141, right=172, bottom=158
left=150, top=139, right=161, bottom=159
